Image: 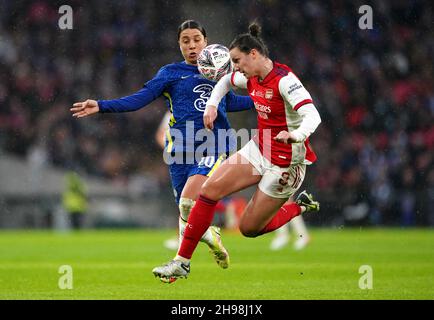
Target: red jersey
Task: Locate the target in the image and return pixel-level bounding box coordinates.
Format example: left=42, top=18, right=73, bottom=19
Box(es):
left=231, top=62, right=317, bottom=167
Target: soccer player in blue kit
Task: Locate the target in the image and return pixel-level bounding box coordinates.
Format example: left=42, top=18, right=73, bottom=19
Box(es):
left=71, top=20, right=253, bottom=271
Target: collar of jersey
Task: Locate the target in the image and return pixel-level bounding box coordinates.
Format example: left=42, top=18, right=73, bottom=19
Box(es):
left=180, top=61, right=198, bottom=70
left=257, top=61, right=278, bottom=84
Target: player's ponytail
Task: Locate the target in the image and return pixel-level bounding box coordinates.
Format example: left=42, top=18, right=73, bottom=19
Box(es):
left=248, top=22, right=261, bottom=38
left=230, top=21, right=269, bottom=57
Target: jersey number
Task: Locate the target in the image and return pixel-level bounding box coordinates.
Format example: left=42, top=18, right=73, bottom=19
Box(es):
left=198, top=156, right=216, bottom=168
left=278, top=172, right=290, bottom=186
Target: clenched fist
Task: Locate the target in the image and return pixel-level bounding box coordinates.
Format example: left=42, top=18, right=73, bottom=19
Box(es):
left=203, top=105, right=218, bottom=130
left=273, top=130, right=298, bottom=144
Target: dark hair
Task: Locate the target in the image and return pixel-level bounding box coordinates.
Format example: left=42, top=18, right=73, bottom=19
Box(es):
left=229, top=22, right=269, bottom=57
left=177, top=20, right=207, bottom=40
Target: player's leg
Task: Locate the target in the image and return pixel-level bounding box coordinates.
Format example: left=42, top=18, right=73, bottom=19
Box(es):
left=176, top=152, right=262, bottom=258
left=270, top=195, right=294, bottom=250
left=152, top=152, right=260, bottom=282
left=270, top=195, right=310, bottom=251
left=164, top=163, right=189, bottom=250
left=179, top=173, right=230, bottom=269
left=240, top=165, right=319, bottom=237
left=238, top=188, right=289, bottom=237
left=174, top=141, right=263, bottom=265
left=269, top=212, right=311, bottom=251
left=239, top=190, right=316, bottom=238
left=178, top=174, right=206, bottom=245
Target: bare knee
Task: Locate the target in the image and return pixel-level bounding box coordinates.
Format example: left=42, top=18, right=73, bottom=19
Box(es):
left=239, top=222, right=261, bottom=238
left=178, top=197, right=195, bottom=221
left=200, top=181, right=223, bottom=201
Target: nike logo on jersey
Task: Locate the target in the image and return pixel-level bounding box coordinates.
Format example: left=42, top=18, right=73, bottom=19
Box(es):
left=181, top=75, right=191, bottom=79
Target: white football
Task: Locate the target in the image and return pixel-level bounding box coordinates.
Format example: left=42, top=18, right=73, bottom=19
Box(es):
left=197, top=44, right=233, bottom=82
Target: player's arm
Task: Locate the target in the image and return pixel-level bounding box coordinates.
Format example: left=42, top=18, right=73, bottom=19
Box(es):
left=274, top=73, right=321, bottom=144
left=71, top=67, right=170, bottom=118
left=225, top=92, right=254, bottom=112
left=276, top=104, right=321, bottom=143
left=204, top=72, right=248, bottom=129
left=155, top=111, right=171, bottom=149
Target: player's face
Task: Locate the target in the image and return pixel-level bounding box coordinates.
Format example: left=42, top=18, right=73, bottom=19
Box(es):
left=230, top=47, right=256, bottom=78
left=179, top=29, right=207, bottom=65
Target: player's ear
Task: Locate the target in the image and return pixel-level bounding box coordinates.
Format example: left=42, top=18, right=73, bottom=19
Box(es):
left=203, top=37, right=208, bottom=46
left=250, top=48, right=258, bottom=59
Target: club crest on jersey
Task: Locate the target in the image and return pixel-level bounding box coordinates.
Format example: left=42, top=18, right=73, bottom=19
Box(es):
left=265, top=89, right=273, bottom=99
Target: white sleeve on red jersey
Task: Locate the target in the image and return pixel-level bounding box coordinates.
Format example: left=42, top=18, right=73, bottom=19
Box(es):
left=278, top=72, right=313, bottom=110
left=230, top=71, right=248, bottom=89
left=207, top=72, right=248, bottom=108
left=279, top=73, right=321, bottom=142
left=206, top=73, right=232, bottom=107
left=290, top=103, right=321, bottom=142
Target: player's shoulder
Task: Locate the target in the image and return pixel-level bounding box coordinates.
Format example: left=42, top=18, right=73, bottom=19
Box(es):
left=275, top=62, right=300, bottom=84
left=277, top=69, right=308, bottom=97
left=277, top=69, right=312, bottom=102
left=274, top=61, right=293, bottom=76
left=159, top=61, right=199, bottom=79
left=265, top=61, right=295, bottom=90
left=158, top=61, right=181, bottom=73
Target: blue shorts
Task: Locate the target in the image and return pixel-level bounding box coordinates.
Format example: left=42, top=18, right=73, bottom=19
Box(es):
left=169, top=154, right=226, bottom=204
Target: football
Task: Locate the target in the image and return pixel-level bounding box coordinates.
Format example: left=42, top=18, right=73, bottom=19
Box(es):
left=197, top=44, right=233, bottom=82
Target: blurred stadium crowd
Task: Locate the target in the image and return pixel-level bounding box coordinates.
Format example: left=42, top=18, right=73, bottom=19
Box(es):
left=0, top=0, right=432, bottom=226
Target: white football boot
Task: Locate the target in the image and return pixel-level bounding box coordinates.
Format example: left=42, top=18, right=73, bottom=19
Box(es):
left=152, top=259, right=190, bottom=283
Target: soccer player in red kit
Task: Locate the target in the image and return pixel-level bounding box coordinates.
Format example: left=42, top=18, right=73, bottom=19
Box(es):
left=153, top=22, right=321, bottom=283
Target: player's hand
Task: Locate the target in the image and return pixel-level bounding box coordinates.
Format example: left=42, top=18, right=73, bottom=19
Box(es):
left=203, top=105, right=218, bottom=130
left=70, top=99, right=99, bottom=118
left=273, top=131, right=297, bottom=144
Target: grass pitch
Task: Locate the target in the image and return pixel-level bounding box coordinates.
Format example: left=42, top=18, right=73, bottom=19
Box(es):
left=0, top=228, right=433, bottom=300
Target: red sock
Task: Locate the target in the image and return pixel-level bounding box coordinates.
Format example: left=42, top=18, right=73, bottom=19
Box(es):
left=259, top=203, right=301, bottom=235
left=178, top=195, right=217, bottom=259
left=214, top=200, right=226, bottom=212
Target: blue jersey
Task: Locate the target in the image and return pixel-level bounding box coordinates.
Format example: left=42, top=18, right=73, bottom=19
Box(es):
left=97, top=61, right=253, bottom=204
left=98, top=61, right=253, bottom=158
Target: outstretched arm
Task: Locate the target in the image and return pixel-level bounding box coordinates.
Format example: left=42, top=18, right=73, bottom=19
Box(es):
left=71, top=86, right=158, bottom=118
left=97, top=86, right=158, bottom=113
left=71, top=66, right=170, bottom=118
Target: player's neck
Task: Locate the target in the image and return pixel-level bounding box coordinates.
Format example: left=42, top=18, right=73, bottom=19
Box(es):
left=258, top=59, right=273, bottom=82
left=185, top=59, right=197, bottom=66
